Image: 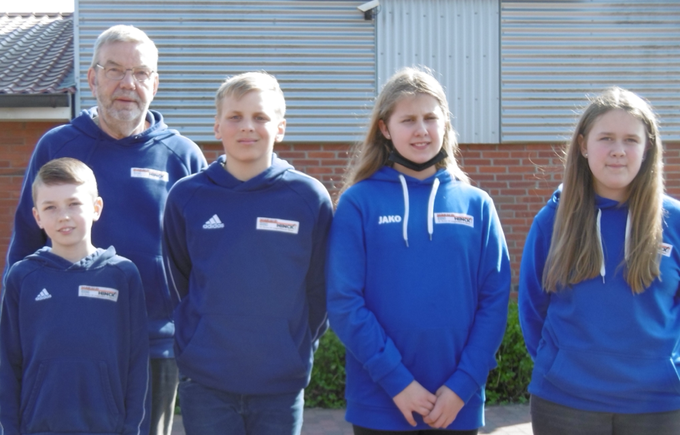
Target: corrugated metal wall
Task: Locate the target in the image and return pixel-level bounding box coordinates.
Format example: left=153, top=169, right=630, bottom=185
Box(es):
left=75, top=0, right=375, bottom=142
left=501, top=0, right=680, bottom=142
left=377, top=0, right=500, bottom=144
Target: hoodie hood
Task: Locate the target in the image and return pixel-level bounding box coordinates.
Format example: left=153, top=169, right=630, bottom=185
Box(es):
left=25, top=246, right=117, bottom=271
left=205, top=153, right=294, bottom=192
left=72, top=107, right=179, bottom=148
left=547, top=184, right=630, bottom=283
left=372, top=166, right=456, bottom=247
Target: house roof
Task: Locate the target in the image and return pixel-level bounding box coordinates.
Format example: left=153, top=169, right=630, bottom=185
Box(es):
left=0, top=13, right=74, bottom=95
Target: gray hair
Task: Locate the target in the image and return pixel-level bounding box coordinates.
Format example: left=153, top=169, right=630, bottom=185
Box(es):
left=90, top=25, right=158, bottom=69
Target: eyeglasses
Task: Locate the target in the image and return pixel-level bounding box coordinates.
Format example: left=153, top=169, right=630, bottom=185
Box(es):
left=95, top=64, right=155, bottom=82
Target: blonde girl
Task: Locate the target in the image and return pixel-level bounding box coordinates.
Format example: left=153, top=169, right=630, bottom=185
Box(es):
left=326, top=67, right=511, bottom=434
left=519, top=87, right=680, bottom=435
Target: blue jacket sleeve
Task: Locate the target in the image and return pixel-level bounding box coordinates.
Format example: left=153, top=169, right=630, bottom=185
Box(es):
left=0, top=266, right=23, bottom=434
left=3, top=137, right=53, bottom=285
left=518, top=209, right=553, bottom=360
left=162, top=186, right=191, bottom=307
left=123, top=263, right=151, bottom=435
left=326, top=195, right=414, bottom=398
left=443, top=198, right=511, bottom=403
left=305, top=191, right=333, bottom=343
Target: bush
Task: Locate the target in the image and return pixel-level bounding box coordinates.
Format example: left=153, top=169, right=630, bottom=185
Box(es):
left=305, top=301, right=533, bottom=408
left=485, top=300, right=533, bottom=404
left=306, top=329, right=346, bottom=408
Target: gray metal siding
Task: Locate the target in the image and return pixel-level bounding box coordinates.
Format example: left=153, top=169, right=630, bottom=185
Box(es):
left=501, top=1, right=680, bottom=142
left=377, top=0, right=500, bottom=144
left=76, top=0, right=375, bottom=142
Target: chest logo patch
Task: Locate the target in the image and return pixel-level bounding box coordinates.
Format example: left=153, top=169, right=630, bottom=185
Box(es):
left=78, top=285, right=119, bottom=302
left=131, top=167, right=169, bottom=182
left=434, top=213, right=474, bottom=227
left=660, top=243, right=673, bottom=257
left=256, top=217, right=300, bottom=234
left=379, top=215, right=402, bottom=224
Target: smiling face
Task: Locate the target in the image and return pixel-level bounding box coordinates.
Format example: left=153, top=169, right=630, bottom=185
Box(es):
left=214, top=90, right=286, bottom=181
left=579, top=109, right=647, bottom=202
left=32, top=183, right=103, bottom=263
left=379, top=93, right=445, bottom=179
left=87, top=41, right=159, bottom=139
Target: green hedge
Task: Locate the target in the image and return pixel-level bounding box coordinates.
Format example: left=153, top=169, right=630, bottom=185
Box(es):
left=485, top=301, right=533, bottom=404
left=306, top=301, right=533, bottom=408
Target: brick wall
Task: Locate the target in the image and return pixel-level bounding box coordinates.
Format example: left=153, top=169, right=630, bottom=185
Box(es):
left=1, top=125, right=679, bottom=293
left=0, top=121, right=63, bottom=271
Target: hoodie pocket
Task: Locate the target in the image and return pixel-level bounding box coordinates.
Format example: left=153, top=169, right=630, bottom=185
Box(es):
left=177, top=314, right=309, bottom=390
left=22, top=359, right=122, bottom=433
left=545, top=348, right=680, bottom=399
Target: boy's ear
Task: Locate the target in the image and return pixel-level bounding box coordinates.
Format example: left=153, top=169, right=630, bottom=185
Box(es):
left=213, top=116, right=222, bottom=140
left=93, top=197, right=104, bottom=222
left=32, top=207, right=43, bottom=229
left=275, top=118, right=286, bottom=143
left=378, top=119, right=390, bottom=140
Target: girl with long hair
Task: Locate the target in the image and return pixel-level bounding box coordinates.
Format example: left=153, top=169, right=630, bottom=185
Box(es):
left=519, top=87, right=680, bottom=434
left=327, top=67, right=511, bottom=434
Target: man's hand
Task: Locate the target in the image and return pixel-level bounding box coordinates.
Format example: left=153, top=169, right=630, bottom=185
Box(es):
left=392, top=380, right=437, bottom=427
left=423, top=385, right=464, bottom=429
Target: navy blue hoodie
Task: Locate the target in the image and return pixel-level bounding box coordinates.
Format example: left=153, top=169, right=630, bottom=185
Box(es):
left=519, top=188, right=680, bottom=413
left=4, top=108, right=207, bottom=358
left=0, top=247, right=149, bottom=435
left=163, top=154, right=333, bottom=394
left=327, top=167, right=511, bottom=431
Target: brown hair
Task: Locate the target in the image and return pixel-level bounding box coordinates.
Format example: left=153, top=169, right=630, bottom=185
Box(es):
left=32, top=158, right=99, bottom=205
left=543, top=87, right=664, bottom=293
left=340, top=66, right=468, bottom=195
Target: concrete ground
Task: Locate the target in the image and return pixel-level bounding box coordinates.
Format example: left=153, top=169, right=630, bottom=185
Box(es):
left=171, top=403, right=532, bottom=434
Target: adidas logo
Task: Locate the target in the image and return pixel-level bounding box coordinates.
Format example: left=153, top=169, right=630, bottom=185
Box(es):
left=35, top=288, right=52, bottom=301
left=203, top=214, right=225, bottom=229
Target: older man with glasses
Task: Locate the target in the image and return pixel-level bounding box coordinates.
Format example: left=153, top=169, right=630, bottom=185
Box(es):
left=4, top=25, right=207, bottom=435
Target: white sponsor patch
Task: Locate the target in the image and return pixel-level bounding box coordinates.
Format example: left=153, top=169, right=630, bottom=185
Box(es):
left=78, top=285, right=119, bottom=302
left=256, top=217, right=300, bottom=234
left=434, top=212, right=474, bottom=227
left=131, top=167, right=169, bottom=182
left=660, top=243, right=673, bottom=257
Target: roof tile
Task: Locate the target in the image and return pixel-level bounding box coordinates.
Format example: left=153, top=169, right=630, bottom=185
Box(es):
left=0, top=13, right=74, bottom=95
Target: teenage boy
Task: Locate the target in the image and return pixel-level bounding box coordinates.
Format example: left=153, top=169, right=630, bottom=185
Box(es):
left=163, top=72, right=333, bottom=435
left=4, top=25, right=207, bottom=435
left=0, top=158, right=149, bottom=435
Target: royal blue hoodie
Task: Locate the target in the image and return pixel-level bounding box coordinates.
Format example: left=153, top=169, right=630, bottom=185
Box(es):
left=163, top=154, right=333, bottom=394
left=326, top=166, right=511, bottom=431
left=519, top=188, right=680, bottom=413
left=4, top=108, right=207, bottom=358
left=0, top=247, right=149, bottom=435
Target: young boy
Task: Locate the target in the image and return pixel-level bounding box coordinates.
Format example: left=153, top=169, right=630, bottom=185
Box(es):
left=163, top=72, right=333, bottom=435
left=0, top=158, right=150, bottom=435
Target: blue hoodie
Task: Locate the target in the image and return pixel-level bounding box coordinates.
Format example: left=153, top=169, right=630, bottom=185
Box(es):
left=0, top=246, right=149, bottom=435
left=519, top=188, right=680, bottom=413
left=326, top=166, right=511, bottom=431
left=4, top=108, right=207, bottom=358
left=163, top=154, right=333, bottom=395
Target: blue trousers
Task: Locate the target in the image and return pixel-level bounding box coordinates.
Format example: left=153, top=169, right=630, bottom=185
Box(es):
left=178, top=377, right=304, bottom=435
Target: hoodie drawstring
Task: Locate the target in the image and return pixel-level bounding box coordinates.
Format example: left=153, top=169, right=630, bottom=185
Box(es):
left=624, top=210, right=632, bottom=261
left=398, top=175, right=410, bottom=247
left=398, top=174, right=440, bottom=247
left=427, top=178, right=440, bottom=240
left=596, top=208, right=632, bottom=283
left=596, top=209, right=606, bottom=283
